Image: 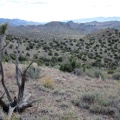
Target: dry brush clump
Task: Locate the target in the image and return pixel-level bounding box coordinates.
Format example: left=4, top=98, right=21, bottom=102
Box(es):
left=112, top=72, right=120, bottom=80
left=72, top=91, right=120, bottom=119
left=40, top=76, right=55, bottom=89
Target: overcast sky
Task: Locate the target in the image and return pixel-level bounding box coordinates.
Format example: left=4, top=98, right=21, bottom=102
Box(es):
left=0, top=0, right=120, bottom=22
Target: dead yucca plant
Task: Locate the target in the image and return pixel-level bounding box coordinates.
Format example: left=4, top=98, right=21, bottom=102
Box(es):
left=0, top=23, right=40, bottom=120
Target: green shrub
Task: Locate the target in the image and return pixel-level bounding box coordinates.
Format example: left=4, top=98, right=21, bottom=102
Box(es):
left=0, top=23, right=8, bottom=35
left=10, top=53, right=16, bottom=60
left=60, top=63, right=74, bottom=72
left=59, top=56, right=80, bottom=72
left=73, top=68, right=84, bottom=76
left=107, top=70, right=114, bottom=74
left=112, top=72, right=120, bottom=80
left=71, top=98, right=80, bottom=107
left=61, top=112, right=79, bottom=120
left=90, top=105, right=116, bottom=116
left=19, top=54, right=28, bottom=61
left=81, top=93, right=96, bottom=104
left=85, top=68, right=105, bottom=80
left=26, top=66, right=42, bottom=79
left=72, top=92, right=120, bottom=117
left=94, top=70, right=105, bottom=80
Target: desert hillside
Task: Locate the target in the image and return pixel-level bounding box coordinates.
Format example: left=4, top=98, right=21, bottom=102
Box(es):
left=0, top=63, right=120, bottom=120
left=4, top=27, right=120, bottom=70
left=0, top=22, right=120, bottom=120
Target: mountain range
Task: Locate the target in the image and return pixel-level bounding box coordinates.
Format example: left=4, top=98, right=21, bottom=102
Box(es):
left=1, top=17, right=120, bottom=26
left=5, top=19, right=120, bottom=39
left=0, top=18, right=40, bottom=26
left=1, top=17, right=120, bottom=41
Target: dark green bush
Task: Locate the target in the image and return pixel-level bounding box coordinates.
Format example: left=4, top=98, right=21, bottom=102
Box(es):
left=10, top=53, right=16, bottom=60
left=0, top=23, right=8, bottom=35
left=19, top=54, right=28, bottom=61
left=59, top=56, right=80, bottom=72
left=107, top=70, right=114, bottom=74
left=60, top=63, right=74, bottom=72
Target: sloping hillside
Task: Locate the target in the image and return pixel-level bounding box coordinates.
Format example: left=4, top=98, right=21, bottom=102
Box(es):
left=0, top=63, right=120, bottom=120
left=77, top=28, right=120, bottom=68
left=4, top=28, right=120, bottom=69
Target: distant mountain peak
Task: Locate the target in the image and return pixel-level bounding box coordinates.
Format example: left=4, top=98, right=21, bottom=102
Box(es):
left=0, top=18, right=40, bottom=26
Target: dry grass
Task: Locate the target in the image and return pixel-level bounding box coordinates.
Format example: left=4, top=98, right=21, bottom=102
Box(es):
left=0, top=63, right=120, bottom=120
left=40, top=76, right=54, bottom=89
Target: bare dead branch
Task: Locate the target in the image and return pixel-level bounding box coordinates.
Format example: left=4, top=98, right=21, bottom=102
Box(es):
left=8, top=106, right=16, bottom=120
left=0, top=62, right=13, bottom=103
left=23, top=57, right=35, bottom=74
left=0, top=24, right=40, bottom=115
left=28, top=98, right=42, bottom=105
left=0, top=42, right=9, bottom=52
left=0, top=93, right=5, bottom=99
left=16, top=43, right=20, bottom=87
left=17, top=98, right=42, bottom=113
left=6, top=50, right=22, bottom=75
left=17, top=76, right=26, bottom=103
left=0, top=98, right=9, bottom=113
left=0, top=35, right=13, bottom=103
left=17, top=58, right=35, bottom=103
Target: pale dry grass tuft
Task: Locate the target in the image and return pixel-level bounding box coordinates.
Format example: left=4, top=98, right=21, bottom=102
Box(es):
left=40, top=76, right=55, bottom=89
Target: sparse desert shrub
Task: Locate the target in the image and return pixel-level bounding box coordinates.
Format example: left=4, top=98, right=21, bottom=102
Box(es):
left=54, top=52, right=59, bottom=56
left=81, top=93, right=96, bottom=104
left=58, top=57, right=63, bottom=62
left=85, top=68, right=105, bottom=80
left=85, top=68, right=95, bottom=77
left=0, top=23, right=8, bottom=34
left=26, top=52, right=30, bottom=57
left=72, top=92, right=120, bottom=117
left=48, top=51, right=52, bottom=56
left=41, top=76, right=54, bottom=89
left=107, top=70, right=114, bottom=74
left=60, top=63, right=73, bottom=72
left=3, top=54, right=9, bottom=62
left=10, top=53, right=16, bottom=60
left=59, top=56, right=80, bottom=72
left=94, top=70, right=105, bottom=80
left=73, top=68, right=84, bottom=76
left=112, top=72, right=120, bottom=80
left=19, top=54, right=28, bottom=61
left=26, top=65, right=42, bottom=79
left=9, top=44, right=13, bottom=49
left=71, top=98, right=80, bottom=107
left=90, top=105, right=116, bottom=116
left=61, top=112, right=79, bottom=120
